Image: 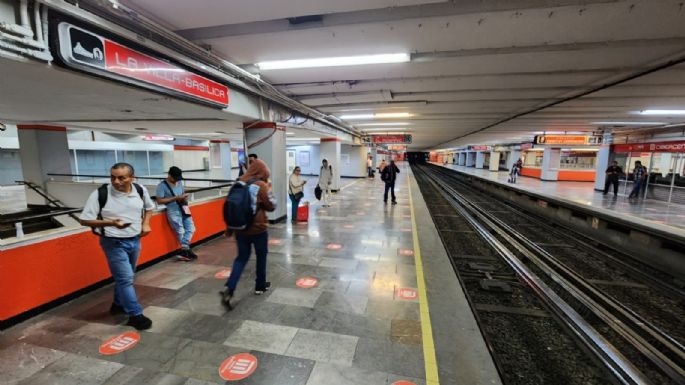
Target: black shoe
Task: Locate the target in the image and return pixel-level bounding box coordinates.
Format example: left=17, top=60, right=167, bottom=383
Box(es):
left=255, top=282, right=271, bottom=295
left=186, top=249, right=199, bottom=260
left=220, top=287, right=234, bottom=308
left=383, top=200, right=387, bottom=204
left=392, top=201, right=397, bottom=205
left=176, top=249, right=192, bottom=262
left=126, top=314, right=152, bottom=330
left=109, top=302, right=125, bottom=315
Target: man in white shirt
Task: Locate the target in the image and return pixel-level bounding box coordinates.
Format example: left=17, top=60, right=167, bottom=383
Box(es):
left=80, top=163, right=155, bottom=330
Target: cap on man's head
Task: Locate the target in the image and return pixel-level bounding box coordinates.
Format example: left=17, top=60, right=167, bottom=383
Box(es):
left=169, top=166, right=183, bottom=180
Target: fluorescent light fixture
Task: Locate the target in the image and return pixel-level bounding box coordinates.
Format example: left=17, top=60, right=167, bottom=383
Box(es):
left=286, top=132, right=295, bottom=136
left=356, top=122, right=410, bottom=126
left=256, top=53, right=410, bottom=70
left=339, top=112, right=413, bottom=120
left=638, top=110, right=685, bottom=115
left=363, top=128, right=411, bottom=132
left=592, top=121, right=665, bottom=125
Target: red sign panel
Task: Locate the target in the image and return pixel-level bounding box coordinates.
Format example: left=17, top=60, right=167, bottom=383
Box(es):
left=613, top=141, right=685, bottom=153
left=99, top=332, right=140, bottom=355
left=371, top=135, right=412, bottom=144
left=219, top=353, right=258, bottom=381
left=469, top=145, right=491, bottom=151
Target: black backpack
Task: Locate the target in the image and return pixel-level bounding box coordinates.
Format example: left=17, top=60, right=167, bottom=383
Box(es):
left=223, top=179, right=257, bottom=230
left=93, top=183, right=144, bottom=236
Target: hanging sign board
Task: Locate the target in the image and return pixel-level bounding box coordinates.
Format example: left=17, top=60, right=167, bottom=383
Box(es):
left=613, top=141, right=685, bottom=153
left=367, top=135, right=412, bottom=144
left=468, top=145, right=491, bottom=151
left=55, top=22, right=229, bottom=108
left=534, top=135, right=602, bottom=145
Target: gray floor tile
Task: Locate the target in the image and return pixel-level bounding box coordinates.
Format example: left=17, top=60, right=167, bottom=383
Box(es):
left=318, top=257, right=359, bottom=270
left=161, top=313, right=243, bottom=343
left=102, top=332, right=193, bottom=371
left=224, top=320, right=298, bottom=355
left=237, top=351, right=315, bottom=385
left=0, top=343, right=66, bottom=385
left=143, top=306, right=196, bottom=334
left=19, top=352, right=123, bottom=385
left=314, top=291, right=368, bottom=315
left=386, top=373, right=426, bottom=385
left=103, top=367, right=189, bottom=385
left=285, top=329, right=359, bottom=366
left=305, top=362, right=389, bottom=385
left=354, top=337, right=425, bottom=379
left=160, top=339, right=243, bottom=383
left=266, top=287, right=323, bottom=308
left=176, top=293, right=231, bottom=316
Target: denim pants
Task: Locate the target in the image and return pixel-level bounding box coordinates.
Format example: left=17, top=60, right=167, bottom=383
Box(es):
left=289, top=194, right=302, bottom=221
left=167, top=210, right=195, bottom=249
left=629, top=180, right=644, bottom=197
left=225, top=232, right=268, bottom=290
left=99, top=236, right=143, bottom=316
left=384, top=182, right=396, bottom=202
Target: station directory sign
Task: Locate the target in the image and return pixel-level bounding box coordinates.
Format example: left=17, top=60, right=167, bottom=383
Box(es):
left=534, top=135, right=602, bottom=145
left=366, top=134, right=412, bottom=144
left=54, top=21, right=229, bottom=108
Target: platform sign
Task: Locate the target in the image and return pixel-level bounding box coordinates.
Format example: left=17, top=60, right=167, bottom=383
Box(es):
left=99, top=332, right=140, bottom=355
left=56, top=22, right=229, bottom=108
left=534, top=135, right=602, bottom=145
left=367, top=135, right=412, bottom=144
left=296, top=276, right=319, bottom=288
left=613, top=140, right=685, bottom=153
left=397, top=288, right=418, bottom=300
left=215, top=268, right=232, bottom=279
left=219, top=353, right=258, bottom=381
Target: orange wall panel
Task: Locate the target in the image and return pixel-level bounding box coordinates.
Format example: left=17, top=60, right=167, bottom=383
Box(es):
left=558, top=170, right=595, bottom=182
left=0, top=198, right=226, bottom=321
left=520, top=167, right=541, bottom=178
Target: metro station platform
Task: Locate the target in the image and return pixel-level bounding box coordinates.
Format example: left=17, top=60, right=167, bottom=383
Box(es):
left=0, top=165, right=500, bottom=385
left=434, top=163, right=685, bottom=236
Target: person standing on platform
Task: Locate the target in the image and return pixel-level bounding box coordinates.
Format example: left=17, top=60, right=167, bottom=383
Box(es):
left=367, top=156, right=374, bottom=178
left=155, top=166, right=197, bottom=261
left=80, top=163, right=155, bottom=330
left=603, top=160, right=623, bottom=197
left=379, top=159, right=387, bottom=172
left=248, top=153, right=258, bottom=165
left=318, top=158, right=333, bottom=207
left=381, top=160, right=400, bottom=205
left=628, top=161, right=649, bottom=199
left=221, top=159, right=276, bottom=307
left=289, top=166, right=306, bottom=223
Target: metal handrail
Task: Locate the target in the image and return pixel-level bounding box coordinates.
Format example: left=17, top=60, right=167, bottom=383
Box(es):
left=47, top=173, right=233, bottom=183
left=0, top=208, right=82, bottom=224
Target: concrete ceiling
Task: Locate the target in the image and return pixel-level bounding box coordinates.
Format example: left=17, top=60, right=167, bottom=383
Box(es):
left=120, top=0, right=685, bottom=150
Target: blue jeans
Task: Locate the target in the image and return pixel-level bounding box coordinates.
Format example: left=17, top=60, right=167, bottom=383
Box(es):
left=99, top=236, right=143, bottom=316
left=167, top=210, right=195, bottom=249
left=289, top=194, right=302, bottom=221
left=225, top=232, right=268, bottom=290
left=384, top=183, right=396, bottom=202
left=629, top=180, right=644, bottom=198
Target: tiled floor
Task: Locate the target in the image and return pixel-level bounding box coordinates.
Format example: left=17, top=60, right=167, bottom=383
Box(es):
left=435, top=162, right=685, bottom=234
left=0, top=167, right=430, bottom=385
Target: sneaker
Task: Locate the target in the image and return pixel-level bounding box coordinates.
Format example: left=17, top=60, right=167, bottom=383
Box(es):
left=255, top=282, right=271, bottom=295
left=186, top=249, right=199, bottom=260
left=176, top=249, right=192, bottom=262
left=392, top=201, right=397, bottom=205
left=109, top=302, right=125, bottom=315
left=220, top=287, right=234, bottom=308
left=126, top=314, right=152, bottom=330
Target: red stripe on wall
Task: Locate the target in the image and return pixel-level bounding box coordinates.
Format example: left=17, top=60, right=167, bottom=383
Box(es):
left=17, top=125, right=67, bottom=132
left=174, top=145, right=209, bottom=151
left=243, top=121, right=276, bottom=129
left=320, top=138, right=342, bottom=142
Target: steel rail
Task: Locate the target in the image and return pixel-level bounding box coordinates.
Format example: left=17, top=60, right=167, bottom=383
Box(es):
left=421, top=165, right=685, bottom=384
left=413, top=166, right=651, bottom=385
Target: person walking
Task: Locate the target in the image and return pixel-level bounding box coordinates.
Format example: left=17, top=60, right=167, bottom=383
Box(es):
left=155, top=166, right=197, bottom=261
left=381, top=160, right=400, bottom=205
left=378, top=159, right=387, bottom=172
left=79, top=163, right=155, bottom=330
left=318, top=159, right=333, bottom=207
left=509, top=158, right=522, bottom=183
left=221, top=159, right=276, bottom=307
left=289, top=166, right=306, bottom=223
left=603, top=160, right=623, bottom=196
left=628, top=161, right=648, bottom=199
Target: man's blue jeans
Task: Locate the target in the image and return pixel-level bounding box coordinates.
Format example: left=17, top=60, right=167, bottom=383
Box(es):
left=629, top=180, right=644, bottom=198
left=225, top=232, right=268, bottom=291
left=99, top=236, right=143, bottom=316
left=167, top=210, right=195, bottom=249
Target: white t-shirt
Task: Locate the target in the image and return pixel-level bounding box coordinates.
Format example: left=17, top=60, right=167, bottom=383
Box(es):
left=80, top=184, right=156, bottom=238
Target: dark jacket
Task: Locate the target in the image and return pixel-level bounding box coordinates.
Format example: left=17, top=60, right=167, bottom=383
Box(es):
left=381, top=163, right=400, bottom=184
left=605, top=165, right=623, bottom=179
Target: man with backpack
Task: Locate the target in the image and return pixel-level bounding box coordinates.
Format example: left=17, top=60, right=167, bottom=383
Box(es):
left=155, top=166, right=197, bottom=261
left=221, top=159, right=276, bottom=308
left=79, top=163, right=155, bottom=330
left=381, top=160, right=400, bottom=205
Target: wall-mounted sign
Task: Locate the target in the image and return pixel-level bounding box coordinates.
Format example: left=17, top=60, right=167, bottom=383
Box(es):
left=367, top=135, right=412, bottom=144
left=142, top=134, right=174, bottom=141
left=388, top=145, right=407, bottom=151
left=534, top=135, right=602, bottom=145
left=520, top=143, right=534, bottom=150
left=468, top=145, right=491, bottom=151
left=613, top=141, right=685, bottom=153
left=56, top=22, right=229, bottom=108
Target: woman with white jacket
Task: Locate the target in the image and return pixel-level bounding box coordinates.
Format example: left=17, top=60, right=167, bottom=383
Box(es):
left=318, top=159, right=333, bottom=207
left=289, top=166, right=306, bottom=222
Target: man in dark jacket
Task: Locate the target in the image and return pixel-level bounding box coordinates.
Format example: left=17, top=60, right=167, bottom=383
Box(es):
left=381, top=160, right=400, bottom=205
left=603, top=160, right=623, bottom=196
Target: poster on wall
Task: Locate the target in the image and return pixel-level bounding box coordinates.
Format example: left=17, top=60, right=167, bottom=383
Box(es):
left=230, top=151, right=239, bottom=168
left=298, top=151, right=310, bottom=167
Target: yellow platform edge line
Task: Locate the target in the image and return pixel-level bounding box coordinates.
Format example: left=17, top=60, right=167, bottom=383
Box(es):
left=408, top=175, right=441, bottom=385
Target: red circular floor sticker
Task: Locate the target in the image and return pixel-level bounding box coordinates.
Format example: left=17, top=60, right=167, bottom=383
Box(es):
left=268, top=239, right=283, bottom=245
left=219, top=353, right=258, bottom=381
left=398, top=248, right=414, bottom=256
left=397, top=288, right=418, bottom=300
left=99, top=332, right=140, bottom=355
left=215, top=268, right=232, bottom=279
left=296, top=276, right=319, bottom=288
left=392, top=381, right=417, bottom=385
left=343, top=224, right=355, bottom=229
left=326, top=243, right=343, bottom=250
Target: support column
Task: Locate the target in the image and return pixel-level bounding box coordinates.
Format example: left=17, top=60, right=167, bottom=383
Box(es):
left=489, top=151, right=501, bottom=171
left=541, top=147, right=561, bottom=181
left=351, top=145, right=368, bottom=177
left=458, top=153, right=466, bottom=166
left=244, top=122, right=287, bottom=222
left=17, top=125, right=72, bottom=205
left=475, top=152, right=485, bottom=168
left=594, top=131, right=613, bottom=191
left=507, top=150, right=522, bottom=171
left=209, top=140, right=232, bottom=180
left=466, top=152, right=476, bottom=167
left=320, top=138, right=342, bottom=191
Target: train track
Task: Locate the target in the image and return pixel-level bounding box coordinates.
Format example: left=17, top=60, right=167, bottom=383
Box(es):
left=413, top=164, right=685, bottom=385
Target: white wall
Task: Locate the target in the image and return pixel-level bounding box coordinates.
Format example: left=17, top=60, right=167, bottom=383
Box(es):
left=287, top=145, right=321, bottom=176
left=173, top=150, right=208, bottom=170
left=340, top=144, right=367, bottom=177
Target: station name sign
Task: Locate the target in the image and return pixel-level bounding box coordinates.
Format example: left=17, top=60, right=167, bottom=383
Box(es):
left=367, top=134, right=412, bottom=144
left=468, top=145, right=491, bottom=151
left=534, top=135, right=602, bottom=145
left=56, top=22, right=229, bottom=108
left=613, top=141, right=685, bottom=153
